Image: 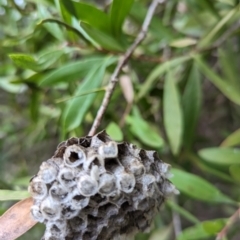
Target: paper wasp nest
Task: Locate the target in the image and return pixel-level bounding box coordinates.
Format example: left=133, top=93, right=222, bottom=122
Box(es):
left=29, top=130, right=178, bottom=240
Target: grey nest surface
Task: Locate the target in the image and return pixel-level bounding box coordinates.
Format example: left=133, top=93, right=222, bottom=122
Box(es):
left=29, top=130, right=178, bottom=240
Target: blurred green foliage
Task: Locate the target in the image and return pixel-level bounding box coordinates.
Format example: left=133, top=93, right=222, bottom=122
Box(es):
left=1, top=0, right=240, bottom=239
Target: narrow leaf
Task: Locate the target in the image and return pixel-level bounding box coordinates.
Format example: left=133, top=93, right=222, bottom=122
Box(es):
left=56, top=87, right=106, bottom=103
left=37, top=18, right=86, bottom=41
left=177, top=219, right=227, bottom=240
left=110, top=0, right=134, bottom=37
left=106, top=122, right=123, bottom=141
left=126, top=115, right=164, bottom=148
left=198, top=7, right=237, bottom=48
left=63, top=57, right=116, bottom=131
left=170, top=38, right=197, bottom=48
left=137, top=55, right=191, bottom=100
left=62, top=0, right=110, bottom=33
left=38, top=49, right=65, bottom=69
left=37, top=5, right=65, bottom=41
left=9, top=54, right=39, bottom=72
left=182, top=63, right=202, bottom=149
left=0, top=190, right=30, bottom=201
left=221, top=129, right=240, bottom=147
left=130, top=1, right=176, bottom=41
left=39, top=57, right=105, bottom=86
left=199, top=147, right=240, bottom=165
left=171, top=168, right=235, bottom=204
left=163, top=71, right=183, bottom=155
left=149, top=225, right=172, bottom=240
left=190, top=153, right=235, bottom=183
left=30, top=90, right=40, bottom=122
left=229, top=165, right=240, bottom=182
left=0, top=198, right=36, bottom=240
left=81, top=23, right=124, bottom=51
left=195, top=56, right=240, bottom=105
left=167, top=201, right=200, bottom=224
left=218, top=49, right=240, bottom=91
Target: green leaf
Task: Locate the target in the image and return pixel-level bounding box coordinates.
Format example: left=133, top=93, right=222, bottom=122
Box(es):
left=177, top=219, right=227, bottom=240
left=167, top=200, right=200, bottom=224
left=198, top=0, right=220, bottom=19
left=56, top=87, right=106, bottom=103
left=62, top=0, right=110, bottom=33
left=229, top=165, right=240, bottom=182
left=221, top=129, right=240, bottom=147
left=39, top=57, right=106, bottom=86
left=63, top=57, right=116, bottom=131
left=63, top=66, right=103, bottom=131
left=130, top=1, right=176, bottom=41
left=30, top=90, right=40, bottom=122
left=182, top=63, right=202, bottom=149
left=218, top=49, right=240, bottom=91
left=195, top=56, right=240, bottom=105
left=110, top=0, right=134, bottom=37
left=189, top=153, right=235, bottom=183
left=203, top=220, right=226, bottom=234
left=0, top=77, right=25, bottom=93
left=37, top=18, right=87, bottom=42
left=171, top=168, right=235, bottom=204
left=37, top=5, right=65, bottom=41
left=199, top=147, right=240, bottom=165
left=0, top=190, right=30, bottom=201
left=163, top=71, right=183, bottom=155
left=9, top=50, right=65, bottom=73
left=170, top=38, right=197, bottom=48
left=137, top=55, right=191, bottom=100
left=38, top=49, right=65, bottom=69
left=81, top=23, right=124, bottom=52
left=126, top=114, right=164, bottom=149
left=9, top=54, right=40, bottom=72
left=149, top=225, right=172, bottom=240
left=198, top=7, right=238, bottom=48
left=106, top=122, right=123, bottom=142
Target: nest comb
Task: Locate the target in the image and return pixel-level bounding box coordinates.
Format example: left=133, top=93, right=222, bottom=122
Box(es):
left=29, top=130, right=178, bottom=240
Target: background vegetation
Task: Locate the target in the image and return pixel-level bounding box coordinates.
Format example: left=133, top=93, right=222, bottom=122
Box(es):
left=0, top=0, right=240, bottom=239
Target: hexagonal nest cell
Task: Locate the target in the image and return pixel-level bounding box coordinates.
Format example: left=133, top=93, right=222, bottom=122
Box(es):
left=29, top=130, right=178, bottom=240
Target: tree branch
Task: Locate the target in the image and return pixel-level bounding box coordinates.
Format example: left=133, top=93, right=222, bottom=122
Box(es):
left=88, top=0, right=162, bottom=136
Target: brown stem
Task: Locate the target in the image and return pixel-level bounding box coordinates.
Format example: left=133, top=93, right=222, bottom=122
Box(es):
left=88, top=0, right=163, bottom=136
left=216, top=208, right=240, bottom=240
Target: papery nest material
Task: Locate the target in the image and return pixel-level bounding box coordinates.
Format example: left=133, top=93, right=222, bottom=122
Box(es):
left=29, top=130, right=178, bottom=240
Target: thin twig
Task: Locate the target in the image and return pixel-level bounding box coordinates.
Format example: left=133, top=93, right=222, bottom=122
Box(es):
left=88, top=0, right=162, bottom=136
left=172, top=196, right=182, bottom=237
left=216, top=208, right=240, bottom=240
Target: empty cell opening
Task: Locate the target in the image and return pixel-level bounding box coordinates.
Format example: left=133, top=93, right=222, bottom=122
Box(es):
left=90, top=194, right=106, bottom=205
left=79, top=137, right=91, bottom=147
left=69, top=217, right=85, bottom=231
left=82, top=231, right=96, bottom=240
left=117, top=142, right=129, bottom=156
left=69, top=151, right=79, bottom=162
left=104, top=158, right=121, bottom=173
left=73, top=195, right=85, bottom=201
left=121, top=201, right=133, bottom=212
